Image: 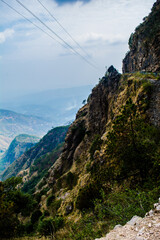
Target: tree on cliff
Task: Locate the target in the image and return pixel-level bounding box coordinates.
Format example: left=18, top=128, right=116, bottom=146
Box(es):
left=105, top=99, right=160, bottom=181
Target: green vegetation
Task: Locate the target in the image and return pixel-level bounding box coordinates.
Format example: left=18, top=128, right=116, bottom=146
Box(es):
left=0, top=177, right=37, bottom=238
left=22, top=143, right=64, bottom=194
left=104, top=99, right=160, bottom=181
left=61, top=99, right=160, bottom=239
left=46, top=194, right=55, bottom=207
left=1, top=126, right=69, bottom=181
left=89, top=135, right=102, bottom=160
left=0, top=134, right=39, bottom=174
left=65, top=171, right=78, bottom=190
left=76, top=182, right=100, bottom=210
left=38, top=216, right=64, bottom=239
left=49, top=199, right=62, bottom=217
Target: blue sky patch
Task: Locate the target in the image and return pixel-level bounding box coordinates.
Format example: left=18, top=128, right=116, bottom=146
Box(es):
left=55, top=0, right=90, bottom=5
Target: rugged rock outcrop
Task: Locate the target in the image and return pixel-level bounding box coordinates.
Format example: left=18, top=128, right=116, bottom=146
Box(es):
left=88, top=65, right=121, bottom=134
left=123, top=0, right=160, bottom=73
left=48, top=66, right=121, bottom=182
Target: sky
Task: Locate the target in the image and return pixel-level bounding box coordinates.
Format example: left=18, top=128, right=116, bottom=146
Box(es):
left=0, top=0, right=156, bottom=101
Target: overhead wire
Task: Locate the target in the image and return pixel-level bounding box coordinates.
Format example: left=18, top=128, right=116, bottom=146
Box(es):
left=14, top=0, right=98, bottom=69
left=0, top=0, right=62, bottom=46
left=36, top=0, right=90, bottom=58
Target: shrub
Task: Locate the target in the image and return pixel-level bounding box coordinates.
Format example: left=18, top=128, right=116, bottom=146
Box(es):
left=25, top=221, right=34, bottom=234
left=31, top=209, right=42, bottom=224
left=54, top=216, right=64, bottom=231
left=89, top=135, right=102, bottom=160
left=76, top=182, right=100, bottom=210
left=46, top=194, right=55, bottom=207
left=93, top=187, right=160, bottom=226
left=142, top=80, right=153, bottom=95
left=38, top=216, right=64, bottom=238
left=66, top=171, right=77, bottom=189
left=38, top=217, right=54, bottom=238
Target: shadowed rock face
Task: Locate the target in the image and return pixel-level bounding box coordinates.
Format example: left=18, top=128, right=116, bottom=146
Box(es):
left=123, top=0, right=160, bottom=73
left=88, top=66, right=121, bottom=134
left=48, top=66, right=121, bottom=180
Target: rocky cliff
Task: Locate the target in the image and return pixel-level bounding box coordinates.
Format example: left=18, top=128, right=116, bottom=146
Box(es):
left=39, top=66, right=160, bottom=239
left=32, top=1, right=160, bottom=238
left=48, top=66, right=121, bottom=185
left=123, top=0, right=160, bottom=73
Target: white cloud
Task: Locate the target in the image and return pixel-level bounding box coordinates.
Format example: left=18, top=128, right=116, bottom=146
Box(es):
left=0, top=29, right=15, bottom=44
left=0, top=0, right=156, bottom=99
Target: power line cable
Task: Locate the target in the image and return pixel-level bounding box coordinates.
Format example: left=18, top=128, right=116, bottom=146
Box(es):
left=37, top=0, right=90, bottom=58
left=15, top=0, right=97, bottom=68
left=0, top=0, right=62, bottom=45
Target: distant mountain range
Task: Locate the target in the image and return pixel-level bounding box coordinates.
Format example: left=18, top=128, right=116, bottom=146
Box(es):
left=0, top=86, right=93, bottom=125
left=0, top=134, right=39, bottom=174
left=1, top=126, right=69, bottom=186
left=0, top=109, right=52, bottom=153
left=0, top=86, right=92, bottom=152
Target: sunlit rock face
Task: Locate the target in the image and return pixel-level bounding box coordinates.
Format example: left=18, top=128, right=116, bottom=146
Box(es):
left=123, top=0, right=160, bottom=73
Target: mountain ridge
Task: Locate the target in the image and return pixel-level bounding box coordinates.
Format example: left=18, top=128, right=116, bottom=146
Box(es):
left=0, top=134, right=39, bottom=174
left=1, top=126, right=69, bottom=182
left=0, top=108, right=52, bottom=153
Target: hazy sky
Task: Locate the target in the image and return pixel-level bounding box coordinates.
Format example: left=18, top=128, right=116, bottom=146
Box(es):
left=0, top=0, right=155, bottom=101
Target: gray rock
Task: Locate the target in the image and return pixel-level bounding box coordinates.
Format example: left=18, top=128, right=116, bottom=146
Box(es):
left=154, top=203, right=159, bottom=208
left=155, top=205, right=160, bottom=212
left=127, top=216, right=142, bottom=226
left=114, top=224, right=122, bottom=230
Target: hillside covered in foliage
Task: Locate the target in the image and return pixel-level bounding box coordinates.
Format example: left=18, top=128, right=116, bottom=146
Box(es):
left=0, top=134, right=39, bottom=174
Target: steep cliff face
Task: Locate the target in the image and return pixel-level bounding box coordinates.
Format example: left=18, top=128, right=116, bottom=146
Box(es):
left=43, top=68, right=160, bottom=239
left=88, top=66, right=121, bottom=134
left=48, top=66, right=121, bottom=183
left=123, top=0, right=160, bottom=73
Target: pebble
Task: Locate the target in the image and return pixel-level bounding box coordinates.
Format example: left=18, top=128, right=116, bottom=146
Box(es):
left=114, top=224, right=122, bottom=230
left=155, top=205, right=160, bottom=211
